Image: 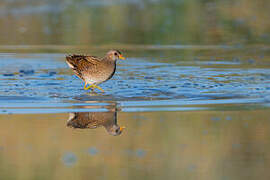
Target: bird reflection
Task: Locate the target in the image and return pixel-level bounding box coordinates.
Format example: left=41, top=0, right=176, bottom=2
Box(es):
left=67, top=104, right=125, bottom=136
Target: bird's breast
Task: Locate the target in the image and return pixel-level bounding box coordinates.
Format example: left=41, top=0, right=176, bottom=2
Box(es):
left=84, top=62, right=116, bottom=84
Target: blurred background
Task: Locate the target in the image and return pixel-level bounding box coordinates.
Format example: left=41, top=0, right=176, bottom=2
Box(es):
left=0, top=0, right=270, bottom=46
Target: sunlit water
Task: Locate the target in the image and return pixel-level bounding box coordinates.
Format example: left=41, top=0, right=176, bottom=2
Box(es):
left=1, top=46, right=270, bottom=179
left=1, top=47, right=270, bottom=113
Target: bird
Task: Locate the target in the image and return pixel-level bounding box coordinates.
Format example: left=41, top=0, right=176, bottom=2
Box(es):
left=67, top=105, right=125, bottom=136
left=66, top=50, right=125, bottom=92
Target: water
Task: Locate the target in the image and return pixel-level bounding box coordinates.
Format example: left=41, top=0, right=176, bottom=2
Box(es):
left=0, top=46, right=270, bottom=179
left=1, top=0, right=270, bottom=179
left=0, top=110, right=270, bottom=179
left=1, top=46, right=270, bottom=114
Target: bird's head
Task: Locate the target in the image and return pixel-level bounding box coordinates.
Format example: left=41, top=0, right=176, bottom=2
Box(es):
left=106, top=125, right=125, bottom=136
left=106, top=50, right=125, bottom=61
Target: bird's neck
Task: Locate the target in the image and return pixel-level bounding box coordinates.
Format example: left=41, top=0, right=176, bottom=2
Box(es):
left=103, top=56, right=116, bottom=63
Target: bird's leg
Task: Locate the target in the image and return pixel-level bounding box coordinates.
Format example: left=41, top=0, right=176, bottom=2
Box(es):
left=92, top=84, right=104, bottom=92
left=84, top=83, right=88, bottom=90
left=84, top=83, right=92, bottom=90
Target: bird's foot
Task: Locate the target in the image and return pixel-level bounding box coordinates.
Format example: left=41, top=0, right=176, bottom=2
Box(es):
left=83, top=83, right=104, bottom=92
left=92, top=84, right=104, bottom=92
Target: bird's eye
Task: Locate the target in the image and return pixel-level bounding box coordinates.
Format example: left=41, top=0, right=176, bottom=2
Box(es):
left=114, top=52, right=118, bottom=56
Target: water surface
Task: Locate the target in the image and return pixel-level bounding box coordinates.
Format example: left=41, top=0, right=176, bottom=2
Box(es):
left=0, top=46, right=270, bottom=113
left=0, top=109, right=269, bottom=179
left=0, top=47, right=269, bottom=179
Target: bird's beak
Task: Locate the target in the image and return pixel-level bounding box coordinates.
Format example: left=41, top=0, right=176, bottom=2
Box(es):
left=120, top=126, right=126, bottom=131
left=119, top=54, right=125, bottom=60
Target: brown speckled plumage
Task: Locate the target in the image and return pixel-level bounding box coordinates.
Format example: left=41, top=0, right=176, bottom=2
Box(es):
left=66, top=50, right=125, bottom=88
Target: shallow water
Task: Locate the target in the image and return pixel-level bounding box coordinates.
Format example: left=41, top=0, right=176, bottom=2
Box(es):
left=0, top=46, right=270, bottom=179
left=1, top=47, right=270, bottom=113
left=0, top=109, right=270, bottom=179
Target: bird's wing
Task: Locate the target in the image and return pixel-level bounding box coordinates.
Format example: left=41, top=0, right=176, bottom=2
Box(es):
left=84, top=55, right=102, bottom=65
left=66, top=55, right=101, bottom=66
left=65, top=54, right=101, bottom=80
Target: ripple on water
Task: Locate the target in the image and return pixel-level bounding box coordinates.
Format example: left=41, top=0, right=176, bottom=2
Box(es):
left=0, top=53, right=270, bottom=113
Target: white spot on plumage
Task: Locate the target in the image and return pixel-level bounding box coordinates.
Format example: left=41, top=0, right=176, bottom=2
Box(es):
left=66, top=61, right=74, bottom=69
left=68, top=113, right=75, bottom=122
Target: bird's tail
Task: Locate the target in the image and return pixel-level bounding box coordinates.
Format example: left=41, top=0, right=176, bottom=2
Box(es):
left=65, top=55, right=77, bottom=69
